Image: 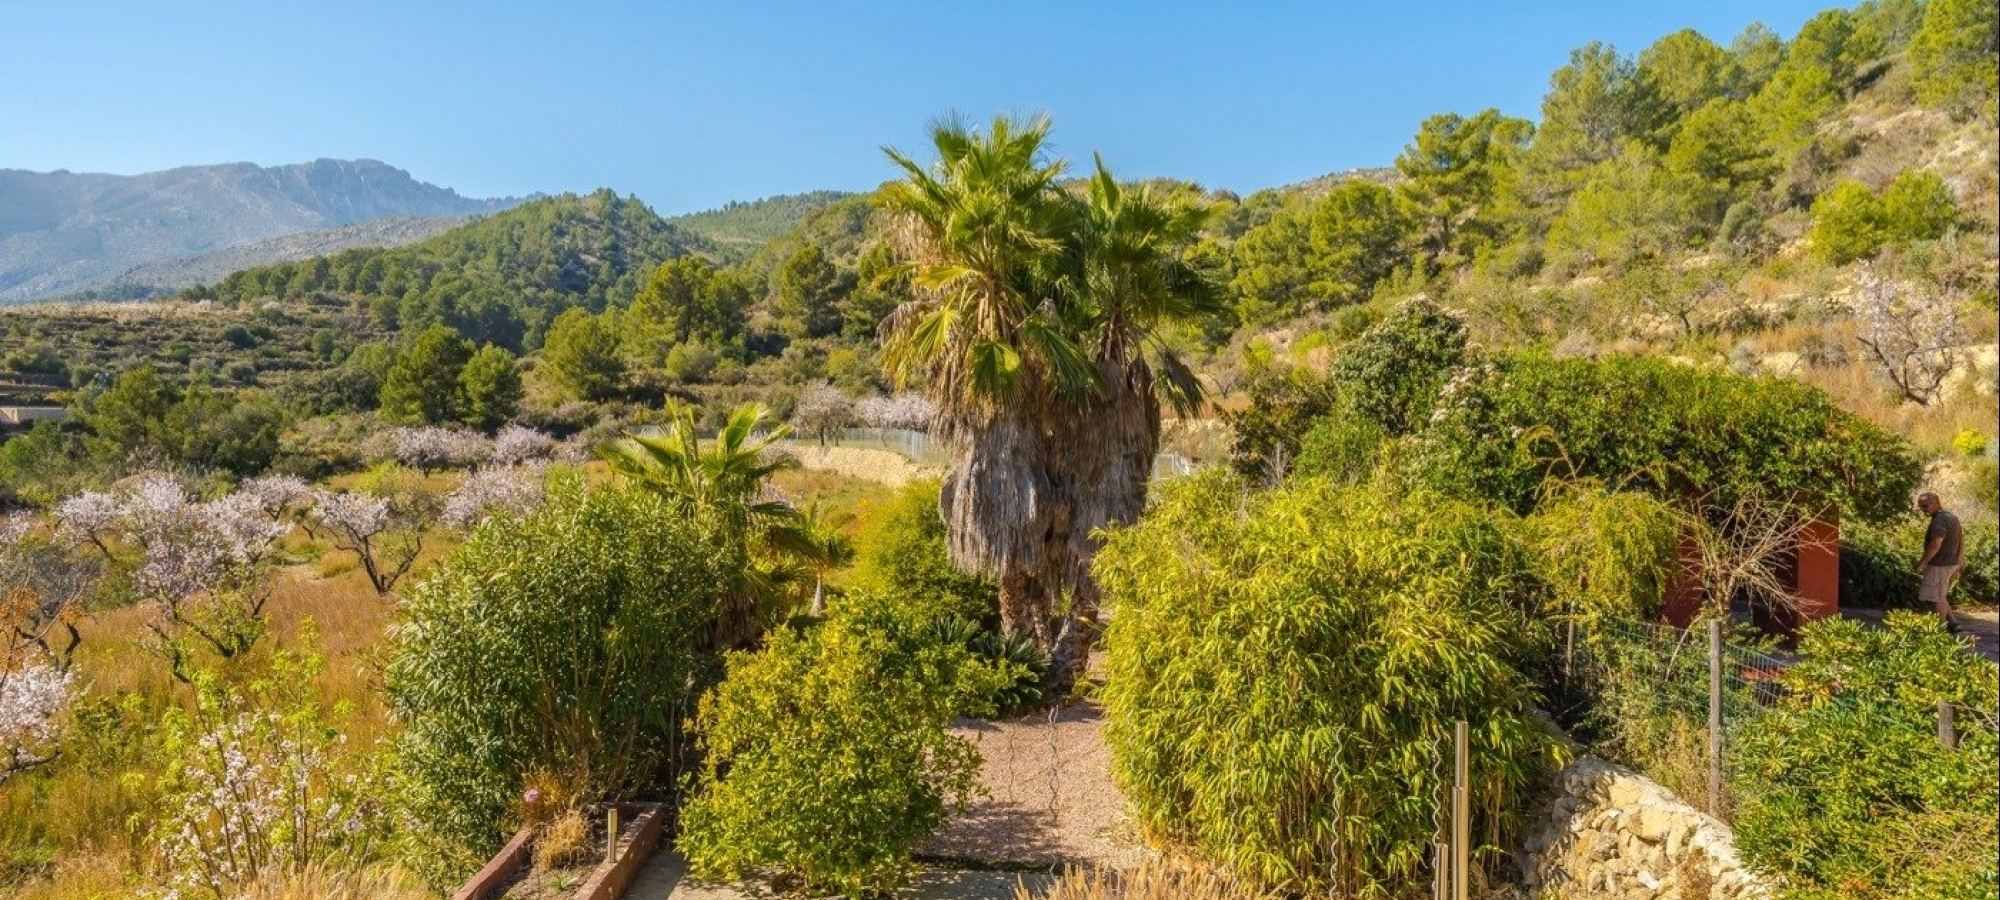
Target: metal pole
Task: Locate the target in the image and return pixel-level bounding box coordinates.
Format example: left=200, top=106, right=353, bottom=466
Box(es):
left=1563, top=617, right=1576, bottom=683
left=1434, top=841, right=1450, bottom=900
left=1708, top=619, right=1723, bottom=817
left=607, top=806, right=620, bottom=862
left=1453, top=719, right=1469, bottom=900
left=1939, top=701, right=1958, bottom=750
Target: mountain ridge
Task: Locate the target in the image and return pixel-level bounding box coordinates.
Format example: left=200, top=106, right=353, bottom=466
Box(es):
left=0, top=158, right=521, bottom=303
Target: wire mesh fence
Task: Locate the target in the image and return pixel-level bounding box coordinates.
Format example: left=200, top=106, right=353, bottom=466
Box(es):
left=1567, top=615, right=1998, bottom=823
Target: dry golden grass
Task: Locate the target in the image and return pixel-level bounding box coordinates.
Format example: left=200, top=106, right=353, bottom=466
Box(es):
left=1021, top=863, right=1275, bottom=900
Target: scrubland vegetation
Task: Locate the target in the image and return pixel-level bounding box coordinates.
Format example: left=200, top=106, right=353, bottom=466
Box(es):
left=3, top=1, right=1997, bottom=898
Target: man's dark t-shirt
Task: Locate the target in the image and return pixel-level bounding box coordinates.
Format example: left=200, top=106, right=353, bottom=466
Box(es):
left=1926, top=510, right=1963, bottom=568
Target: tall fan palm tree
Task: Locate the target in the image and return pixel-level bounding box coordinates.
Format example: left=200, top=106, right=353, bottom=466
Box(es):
left=1046, top=159, right=1224, bottom=674
left=879, top=113, right=1096, bottom=646
left=601, top=401, right=806, bottom=648
left=880, top=116, right=1221, bottom=665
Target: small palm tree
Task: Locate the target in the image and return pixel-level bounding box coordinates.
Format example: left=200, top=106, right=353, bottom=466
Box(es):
left=794, top=504, right=856, bottom=616
left=601, top=401, right=805, bottom=647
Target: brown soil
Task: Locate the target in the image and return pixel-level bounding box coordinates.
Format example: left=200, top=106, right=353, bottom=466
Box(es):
left=497, top=811, right=652, bottom=900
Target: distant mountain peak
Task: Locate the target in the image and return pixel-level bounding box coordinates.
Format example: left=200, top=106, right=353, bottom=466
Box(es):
left=0, top=159, right=520, bottom=303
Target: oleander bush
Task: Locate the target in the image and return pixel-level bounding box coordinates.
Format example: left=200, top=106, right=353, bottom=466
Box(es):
left=677, top=605, right=1005, bottom=898
left=385, top=477, right=730, bottom=886
left=1730, top=614, right=1999, bottom=900
left=1095, top=470, right=1563, bottom=895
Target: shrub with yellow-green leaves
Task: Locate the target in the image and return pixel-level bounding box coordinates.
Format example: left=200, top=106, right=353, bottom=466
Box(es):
left=677, top=605, right=1007, bottom=899
left=1096, top=471, right=1564, bottom=895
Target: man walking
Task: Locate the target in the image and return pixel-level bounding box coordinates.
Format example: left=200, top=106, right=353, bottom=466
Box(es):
left=1917, top=492, right=1964, bottom=633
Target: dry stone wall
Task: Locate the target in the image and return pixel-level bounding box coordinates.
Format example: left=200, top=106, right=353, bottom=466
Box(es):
left=1517, top=755, right=1772, bottom=900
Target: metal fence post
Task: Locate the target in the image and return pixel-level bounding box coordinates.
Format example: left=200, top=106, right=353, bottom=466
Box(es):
left=1708, top=619, right=1723, bottom=818
left=1453, top=720, right=1469, bottom=900
left=1433, top=840, right=1449, bottom=900
left=1939, top=701, right=1958, bottom=750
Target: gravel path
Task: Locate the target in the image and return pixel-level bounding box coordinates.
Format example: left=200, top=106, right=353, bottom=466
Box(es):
left=624, top=851, right=1052, bottom=899
left=923, top=701, right=1147, bottom=869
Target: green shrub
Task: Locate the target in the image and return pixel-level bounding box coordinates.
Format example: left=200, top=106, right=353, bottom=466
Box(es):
left=1809, top=171, right=1959, bottom=264
left=848, top=479, right=996, bottom=626
left=929, top=616, right=1051, bottom=717
left=1096, top=471, right=1562, bottom=895
left=1292, top=403, right=1388, bottom=486
left=1841, top=520, right=1925, bottom=609
left=1325, top=296, right=1469, bottom=437
left=1843, top=517, right=1998, bottom=610
left=1809, top=180, right=1889, bottom=264
left=1520, top=483, right=1683, bottom=623
left=1416, top=354, right=1920, bottom=523
left=1952, top=429, right=1989, bottom=458
left=1956, top=517, right=1998, bottom=608
left=1731, top=614, right=1998, bottom=899
left=678, top=606, right=1002, bottom=898
left=385, top=477, right=728, bottom=885
left=1222, top=364, right=1340, bottom=478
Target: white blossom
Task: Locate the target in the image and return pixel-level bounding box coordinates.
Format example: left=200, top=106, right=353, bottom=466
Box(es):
left=440, top=465, right=545, bottom=530
left=54, top=491, right=119, bottom=549
left=1, top=663, right=75, bottom=781
left=856, top=392, right=934, bottom=432
left=391, top=426, right=491, bottom=473
left=489, top=425, right=556, bottom=466
left=0, top=512, right=34, bottom=546
left=310, top=491, right=390, bottom=539
left=235, top=475, right=315, bottom=516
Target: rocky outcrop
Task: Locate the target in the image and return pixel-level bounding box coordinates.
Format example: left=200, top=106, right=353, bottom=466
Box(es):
left=1518, top=756, right=1772, bottom=900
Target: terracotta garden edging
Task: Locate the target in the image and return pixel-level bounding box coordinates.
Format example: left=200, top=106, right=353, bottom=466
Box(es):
left=450, top=802, right=669, bottom=900
left=575, top=802, right=669, bottom=900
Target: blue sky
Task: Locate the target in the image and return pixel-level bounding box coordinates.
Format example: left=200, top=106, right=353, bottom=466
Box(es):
left=3, top=1, right=1834, bottom=215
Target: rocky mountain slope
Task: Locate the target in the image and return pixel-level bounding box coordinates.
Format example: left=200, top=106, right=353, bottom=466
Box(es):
left=0, top=158, right=517, bottom=303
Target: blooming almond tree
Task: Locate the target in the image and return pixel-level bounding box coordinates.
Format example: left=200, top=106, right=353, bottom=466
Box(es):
left=790, top=383, right=856, bottom=446
left=151, top=647, right=384, bottom=898
left=0, top=661, right=74, bottom=784
left=1853, top=262, right=1966, bottom=406
left=118, top=476, right=292, bottom=680
left=3, top=510, right=102, bottom=669
left=440, top=465, right=547, bottom=531
left=53, top=490, right=119, bottom=557
left=855, top=393, right=934, bottom=433
left=391, top=426, right=492, bottom=474
left=311, top=489, right=428, bottom=597
left=490, top=425, right=557, bottom=467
